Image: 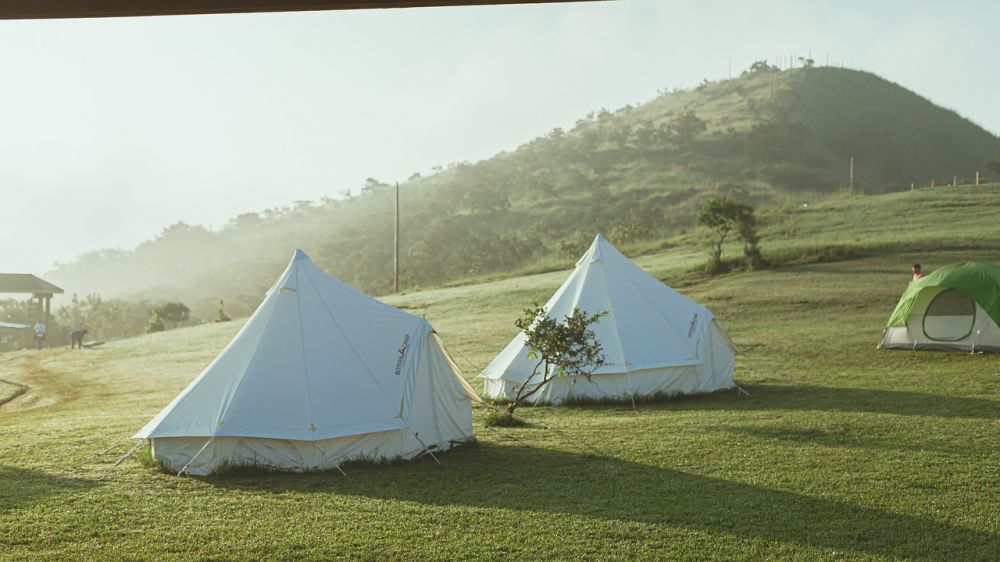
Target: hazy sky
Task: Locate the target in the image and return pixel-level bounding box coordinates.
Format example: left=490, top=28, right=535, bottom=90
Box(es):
left=2, top=0, right=998, bottom=274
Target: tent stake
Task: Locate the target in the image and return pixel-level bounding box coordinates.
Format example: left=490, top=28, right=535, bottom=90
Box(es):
left=411, top=432, right=442, bottom=466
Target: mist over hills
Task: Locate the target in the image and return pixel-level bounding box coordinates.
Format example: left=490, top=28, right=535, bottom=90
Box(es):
left=49, top=66, right=1000, bottom=318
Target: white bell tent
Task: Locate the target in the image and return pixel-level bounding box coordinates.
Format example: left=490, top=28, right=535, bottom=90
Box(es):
left=135, top=250, right=477, bottom=475
left=482, top=235, right=737, bottom=404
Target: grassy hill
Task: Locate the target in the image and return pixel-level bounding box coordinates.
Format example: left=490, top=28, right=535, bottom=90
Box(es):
left=2, top=187, right=999, bottom=560
left=47, top=67, right=1000, bottom=319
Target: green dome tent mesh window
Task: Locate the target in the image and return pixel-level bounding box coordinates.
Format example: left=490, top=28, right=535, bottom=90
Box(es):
left=922, top=289, right=976, bottom=341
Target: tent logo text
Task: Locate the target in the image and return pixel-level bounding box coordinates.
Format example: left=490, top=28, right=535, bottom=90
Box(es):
left=688, top=313, right=699, bottom=338
left=394, top=334, right=411, bottom=376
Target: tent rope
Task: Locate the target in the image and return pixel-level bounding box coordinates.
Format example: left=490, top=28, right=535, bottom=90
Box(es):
left=178, top=437, right=215, bottom=477
left=72, top=440, right=130, bottom=471
left=433, top=332, right=483, bottom=375
left=100, top=440, right=145, bottom=480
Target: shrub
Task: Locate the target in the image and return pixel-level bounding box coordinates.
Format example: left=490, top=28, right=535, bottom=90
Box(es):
left=483, top=409, right=527, bottom=428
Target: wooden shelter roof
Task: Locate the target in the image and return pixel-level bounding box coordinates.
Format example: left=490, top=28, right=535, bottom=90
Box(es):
left=0, top=274, right=64, bottom=296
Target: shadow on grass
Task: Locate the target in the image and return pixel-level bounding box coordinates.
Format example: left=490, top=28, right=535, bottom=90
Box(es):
left=204, top=443, right=999, bottom=560
left=0, top=465, right=99, bottom=514
left=716, top=425, right=987, bottom=456
left=648, top=383, right=999, bottom=420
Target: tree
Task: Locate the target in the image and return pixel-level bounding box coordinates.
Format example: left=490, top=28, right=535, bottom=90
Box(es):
left=745, top=60, right=780, bottom=75
left=146, top=310, right=166, bottom=333
left=697, top=196, right=741, bottom=273
left=697, top=197, right=763, bottom=273
left=734, top=204, right=765, bottom=269
left=361, top=177, right=389, bottom=195
left=217, top=299, right=231, bottom=323
left=506, top=304, right=607, bottom=414
left=668, top=110, right=707, bottom=144
left=153, top=302, right=190, bottom=329
left=985, top=153, right=1000, bottom=179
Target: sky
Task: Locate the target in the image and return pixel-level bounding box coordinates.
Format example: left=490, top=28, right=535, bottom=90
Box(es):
left=1, top=0, right=998, bottom=274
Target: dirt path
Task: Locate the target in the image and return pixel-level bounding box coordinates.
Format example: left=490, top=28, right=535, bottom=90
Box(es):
left=0, top=377, right=30, bottom=408
left=0, top=353, right=88, bottom=413
left=0, top=355, right=30, bottom=408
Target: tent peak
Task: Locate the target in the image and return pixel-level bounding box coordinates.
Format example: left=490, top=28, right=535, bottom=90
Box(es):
left=292, top=249, right=311, bottom=262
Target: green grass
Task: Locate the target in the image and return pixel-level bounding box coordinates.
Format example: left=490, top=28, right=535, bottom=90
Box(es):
left=2, top=188, right=999, bottom=560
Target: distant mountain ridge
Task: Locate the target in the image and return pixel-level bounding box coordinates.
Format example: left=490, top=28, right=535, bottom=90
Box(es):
left=49, top=66, right=1000, bottom=317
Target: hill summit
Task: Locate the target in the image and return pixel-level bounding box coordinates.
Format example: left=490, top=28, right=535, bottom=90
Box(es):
left=50, top=66, right=1000, bottom=316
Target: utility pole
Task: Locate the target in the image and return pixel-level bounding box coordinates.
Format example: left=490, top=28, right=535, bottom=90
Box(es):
left=393, top=181, right=400, bottom=294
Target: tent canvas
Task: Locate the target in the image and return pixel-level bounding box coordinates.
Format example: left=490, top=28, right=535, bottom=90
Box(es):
left=880, top=261, right=1000, bottom=352
left=136, top=250, right=477, bottom=475
left=481, top=235, right=737, bottom=404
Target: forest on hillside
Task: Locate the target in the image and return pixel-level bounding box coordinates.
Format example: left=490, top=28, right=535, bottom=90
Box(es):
left=47, top=65, right=1000, bottom=324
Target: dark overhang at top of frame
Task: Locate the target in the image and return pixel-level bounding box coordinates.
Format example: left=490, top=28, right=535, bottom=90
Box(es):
left=0, top=0, right=593, bottom=20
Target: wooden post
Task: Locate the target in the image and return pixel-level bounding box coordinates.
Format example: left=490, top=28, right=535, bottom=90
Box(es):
left=931, top=179, right=935, bottom=188
left=911, top=182, right=914, bottom=191
left=953, top=176, right=957, bottom=187
left=976, top=171, right=980, bottom=186
left=393, top=182, right=399, bottom=294
left=44, top=296, right=50, bottom=326
left=849, top=156, right=854, bottom=190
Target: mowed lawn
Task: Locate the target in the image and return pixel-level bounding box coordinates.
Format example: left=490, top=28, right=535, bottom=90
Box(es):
left=2, top=194, right=1000, bottom=559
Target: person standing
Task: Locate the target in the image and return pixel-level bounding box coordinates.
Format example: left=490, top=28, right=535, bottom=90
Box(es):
left=33, top=321, right=46, bottom=349
left=912, top=263, right=924, bottom=282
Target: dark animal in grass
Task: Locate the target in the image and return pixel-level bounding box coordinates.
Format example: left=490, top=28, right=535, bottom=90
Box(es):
left=70, top=329, right=88, bottom=349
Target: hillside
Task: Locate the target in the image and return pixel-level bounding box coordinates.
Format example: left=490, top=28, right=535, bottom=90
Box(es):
left=2, top=188, right=999, bottom=559
left=47, top=66, right=1000, bottom=317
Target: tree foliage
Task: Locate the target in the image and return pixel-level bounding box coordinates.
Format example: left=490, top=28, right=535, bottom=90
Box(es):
left=507, top=304, right=607, bottom=414
left=697, top=197, right=763, bottom=273
left=156, top=302, right=190, bottom=325
left=57, top=294, right=153, bottom=341
left=745, top=60, right=780, bottom=75
left=986, top=153, right=1000, bottom=178
left=146, top=311, right=166, bottom=334
left=668, top=110, right=708, bottom=144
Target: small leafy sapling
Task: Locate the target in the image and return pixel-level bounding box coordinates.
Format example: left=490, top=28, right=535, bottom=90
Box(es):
left=697, top=196, right=762, bottom=273
left=507, top=304, right=607, bottom=414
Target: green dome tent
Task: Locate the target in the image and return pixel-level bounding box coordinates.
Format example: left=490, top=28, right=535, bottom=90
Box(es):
left=880, top=262, right=1000, bottom=352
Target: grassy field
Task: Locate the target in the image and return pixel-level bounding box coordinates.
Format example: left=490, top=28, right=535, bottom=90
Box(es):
left=2, top=187, right=999, bottom=560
